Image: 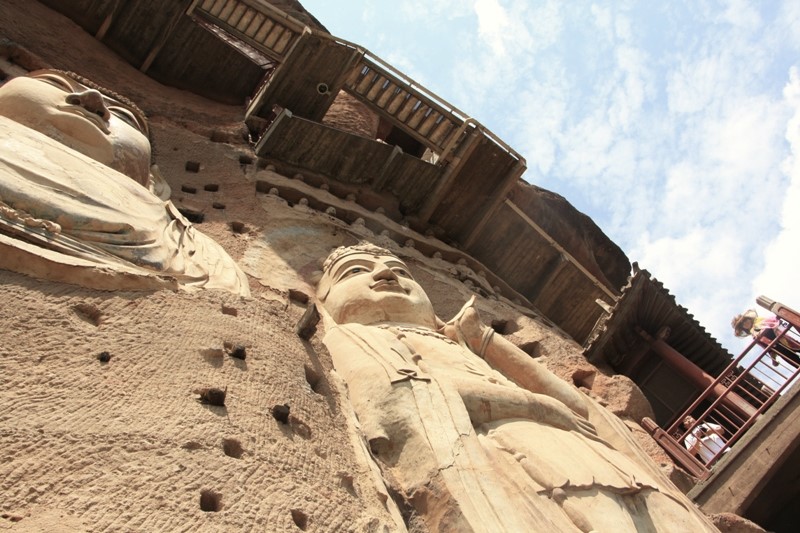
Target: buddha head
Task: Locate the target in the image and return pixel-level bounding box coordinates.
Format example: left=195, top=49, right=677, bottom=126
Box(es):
left=318, top=244, right=438, bottom=328
left=0, top=69, right=151, bottom=186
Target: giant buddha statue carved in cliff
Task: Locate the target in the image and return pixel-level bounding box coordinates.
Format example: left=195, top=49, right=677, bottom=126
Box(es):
left=0, top=69, right=249, bottom=295
left=318, top=243, right=715, bottom=532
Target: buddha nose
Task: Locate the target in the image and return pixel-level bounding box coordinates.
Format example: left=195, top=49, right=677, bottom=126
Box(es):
left=66, top=89, right=109, bottom=120
left=372, top=264, right=398, bottom=282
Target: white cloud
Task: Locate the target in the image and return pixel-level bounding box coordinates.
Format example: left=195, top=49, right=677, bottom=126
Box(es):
left=448, top=0, right=563, bottom=118
left=517, top=0, right=562, bottom=51
left=667, top=55, right=733, bottom=114
left=752, top=66, right=800, bottom=311
left=635, top=227, right=746, bottom=287
left=655, top=93, right=787, bottom=237
left=397, top=0, right=471, bottom=21
left=706, top=97, right=781, bottom=167
left=515, top=68, right=569, bottom=176
left=777, top=0, right=800, bottom=49
left=720, top=0, right=762, bottom=31
left=558, top=111, right=615, bottom=183
left=590, top=4, right=613, bottom=41
left=474, top=0, right=513, bottom=56
left=614, top=12, right=633, bottom=42
left=608, top=44, right=652, bottom=130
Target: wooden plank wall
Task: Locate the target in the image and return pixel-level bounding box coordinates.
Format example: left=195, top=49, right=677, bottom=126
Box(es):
left=381, top=153, right=443, bottom=213
left=103, top=0, right=176, bottom=63
left=468, top=201, right=608, bottom=342
left=430, top=138, right=519, bottom=244
left=40, top=0, right=263, bottom=104
left=259, top=115, right=398, bottom=183
left=253, top=35, right=360, bottom=121
left=39, top=0, right=108, bottom=35
left=149, top=15, right=263, bottom=104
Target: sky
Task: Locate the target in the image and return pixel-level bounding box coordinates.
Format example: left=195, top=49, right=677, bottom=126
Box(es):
left=301, top=0, right=800, bottom=355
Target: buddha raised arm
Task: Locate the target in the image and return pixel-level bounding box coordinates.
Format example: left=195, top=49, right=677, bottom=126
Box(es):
left=318, top=244, right=591, bottom=431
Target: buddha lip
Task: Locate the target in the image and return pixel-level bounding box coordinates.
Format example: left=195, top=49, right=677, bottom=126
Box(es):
left=370, top=280, right=407, bottom=293
left=58, top=105, right=110, bottom=133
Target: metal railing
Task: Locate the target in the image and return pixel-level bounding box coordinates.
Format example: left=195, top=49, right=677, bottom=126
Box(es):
left=647, top=297, right=800, bottom=477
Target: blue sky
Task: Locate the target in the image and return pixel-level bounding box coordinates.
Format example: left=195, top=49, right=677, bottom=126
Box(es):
left=302, top=0, right=800, bottom=354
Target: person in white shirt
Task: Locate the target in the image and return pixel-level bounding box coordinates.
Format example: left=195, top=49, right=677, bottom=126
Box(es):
left=683, top=415, right=729, bottom=464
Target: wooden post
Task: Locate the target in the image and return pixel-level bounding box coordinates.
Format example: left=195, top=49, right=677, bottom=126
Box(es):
left=95, top=0, right=123, bottom=41
left=638, top=328, right=757, bottom=420
left=141, top=1, right=195, bottom=73
left=417, top=126, right=481, bottom=224
left=462, top=159, right=525, bottom=249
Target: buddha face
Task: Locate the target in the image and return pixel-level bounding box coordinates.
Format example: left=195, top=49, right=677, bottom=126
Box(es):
left=0, top=70, right=151, bottom=186
left=321, top=251, right=437, bottom=328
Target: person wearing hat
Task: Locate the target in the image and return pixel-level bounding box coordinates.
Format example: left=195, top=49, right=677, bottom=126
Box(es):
left=732, top=309, right=800, bottom=367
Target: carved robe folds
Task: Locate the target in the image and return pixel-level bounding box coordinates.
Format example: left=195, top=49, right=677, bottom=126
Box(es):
left=0, top=117, right=249, bottom=294
left=325, top=322, right=714, bottom=532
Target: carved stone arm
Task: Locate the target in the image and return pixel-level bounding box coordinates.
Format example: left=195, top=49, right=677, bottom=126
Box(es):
left=456, top=379, right=599, bottom=440
left=442, top=297, right=588, bottom=418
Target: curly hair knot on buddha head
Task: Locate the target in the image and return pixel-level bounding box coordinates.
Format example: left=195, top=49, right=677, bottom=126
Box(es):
left=322, top=243, right=395, bottom=273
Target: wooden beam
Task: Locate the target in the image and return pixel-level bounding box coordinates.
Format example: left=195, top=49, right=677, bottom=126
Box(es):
left=141, top=1, right=195, bottom=73
left=638, top=328, right=757, bottom=420
left=462, top=159, right=525, bottom=249
left=504, top=199, right=619, bottom=300
left=254, top=107, right=293, bottom=156
left=95, top=0, right=123, bottom=41
left=416, top=126, right=481, bottom=223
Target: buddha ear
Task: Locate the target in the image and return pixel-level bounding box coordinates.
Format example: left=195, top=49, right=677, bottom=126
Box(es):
left=148, top=164, right=172, bottom=200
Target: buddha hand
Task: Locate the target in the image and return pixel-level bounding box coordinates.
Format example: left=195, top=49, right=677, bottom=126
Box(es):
left=442, top=296, right=493, bottom=356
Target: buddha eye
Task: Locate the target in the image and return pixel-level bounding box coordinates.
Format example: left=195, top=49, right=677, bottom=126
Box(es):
left=110, top=106, right=145, bottom=133
left=340, top=266, right=369, bottom=280
left=35, top=74, right=74, bottom=92
left=393, top=268, right=411, bottom=278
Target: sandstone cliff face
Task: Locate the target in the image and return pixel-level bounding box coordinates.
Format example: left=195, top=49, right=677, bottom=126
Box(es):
left=0, top=3, right=395, bottom=530
left=0, top=1, right=689, bottom=531
left=0, top=271, right=396, bottom=531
